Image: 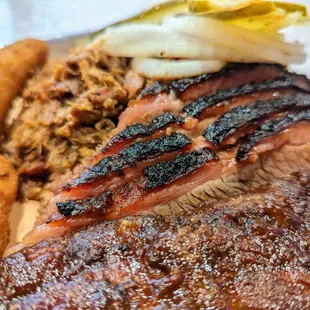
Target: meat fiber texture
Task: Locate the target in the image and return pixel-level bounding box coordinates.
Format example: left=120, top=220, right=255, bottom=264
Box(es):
left=1, top=172, right=309, bottom=309
left=1, top=46, right=129, bottom=204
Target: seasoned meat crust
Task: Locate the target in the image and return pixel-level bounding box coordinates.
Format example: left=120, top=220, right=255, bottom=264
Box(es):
left=139, top=63, right=285, bottom=98
left=237, top=109, right=310, bottom=161
left=204, top=93, right=310, bottom=146
left=183, top=75, right=310, bottom=118
left=1, top=172, right=309, bottom=309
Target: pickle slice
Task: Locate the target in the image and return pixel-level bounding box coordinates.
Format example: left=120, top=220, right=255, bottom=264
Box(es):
left=212, top=2, right=308, bottom=32
left=126, top=0, right=188, bottom=24
left=91, top=1, right=188, bottom=40
left=130, top=1, right=308, bottom=32
left=188, top=0, right=261, bottom=14
left=92, top=0, right=309, bottom=42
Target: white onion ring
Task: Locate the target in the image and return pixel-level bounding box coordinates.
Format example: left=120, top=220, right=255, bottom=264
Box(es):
left=163, top=16, right=305, bottom=65
left=92, top=24, right=263, bottom=63
left=132, top=58, right=226, bottom=79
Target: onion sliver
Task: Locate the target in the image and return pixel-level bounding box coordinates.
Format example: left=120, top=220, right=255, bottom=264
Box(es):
left=92, top=24, right=264, bottom=63
left=163, top=16, right=305, bottom=65
left=132, top=58, right=226, bottom=79
left=164, top=16, right=303, bottom=54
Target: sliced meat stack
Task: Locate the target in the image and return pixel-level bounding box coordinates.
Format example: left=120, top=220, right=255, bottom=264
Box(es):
left=1, top=172, right=310, bottom=309
left=16, top=63, right=310, bottom=248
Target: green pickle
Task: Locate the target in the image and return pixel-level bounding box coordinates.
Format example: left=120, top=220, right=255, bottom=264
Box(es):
left=91, top=0, right=188, bottom=40
left=213, top=2, right=308, bottom=32
left=187, top=0, right=261, bottom=14
left=92, top=0, right=309, bottom=41
left=126, top=0, right=189, bottom=24
left=126, top=1, right=309, bottom=32
left=188, top=0, right=308, bottom=32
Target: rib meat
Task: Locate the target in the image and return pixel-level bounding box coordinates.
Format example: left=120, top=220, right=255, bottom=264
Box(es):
left=1, top=172, right=310, bottom=309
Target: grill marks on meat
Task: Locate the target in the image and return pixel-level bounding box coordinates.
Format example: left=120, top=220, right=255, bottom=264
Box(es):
left=56, top=191, right=112, bottom=216
left=18, top=64, right=310, bottom=248
left=122, top=64, right=310, bottom=134
left=61, top=146, right=218, bottom=213
left=102, top=148, right=221, bottom=220
left=63, top=132, right=193, bottom=202
left=204, top=93, right=310, bottom=146
left=1, top=173, right=310, bottom=309
left=96, top=112, right=184, bottom=160
left=237, top=110, right=310, bottom=162
left=183, top=75, right=310, bottom=119
left=69, top=132, right=192, bottom=187
left=119, top=64, right=288, bottom=132
left=144, top=148, right=218, bottom=190
left=116, top=94, right=184, bottom=132
left=21, top=146, right=221, bottom=244
left=109, top=112, right=182, bottom=146
left=139, top=63, right=286, bottom=100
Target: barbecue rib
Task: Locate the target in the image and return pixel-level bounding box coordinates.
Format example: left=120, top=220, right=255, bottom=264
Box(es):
left=13, top=63, right=310, bottom=249
left=1, top=172, right=310, bottom=309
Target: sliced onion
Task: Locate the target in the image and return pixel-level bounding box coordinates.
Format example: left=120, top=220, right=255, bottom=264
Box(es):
left=164, top=16, right=304, bottom=55
left=163, top=16, right=305, bottom=65
left=91, top=24, right=266, bottom=63
left=132, top=58, right=226, bottom=79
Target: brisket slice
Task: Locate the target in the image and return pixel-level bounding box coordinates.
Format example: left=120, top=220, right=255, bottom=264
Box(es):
left=139, top=63, right=286, bottom=99
left=98, top=112, right=185, bottom=159
left=117, top=64, right=310, bottom=133
left=183, top=74, right=310, bottom=119
left=118, top=64, right=291, bottom=131
left=237, top=109, right=310, bottom=162
left=1, top=172, right=310, bottom=309
left=20, top=64, right=310, bottom=247
left=203, top=93, right=310, bottom=146
left=69, top=132, right=192, bottom=188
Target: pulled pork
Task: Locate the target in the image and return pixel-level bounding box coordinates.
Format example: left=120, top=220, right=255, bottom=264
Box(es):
left=2, top=47, right=129, bottom=203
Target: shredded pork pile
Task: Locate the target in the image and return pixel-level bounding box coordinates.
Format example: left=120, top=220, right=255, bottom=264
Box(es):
left=1, top=47, right=132, bottom=203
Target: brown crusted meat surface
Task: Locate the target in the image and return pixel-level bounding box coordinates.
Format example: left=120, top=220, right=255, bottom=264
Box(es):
left=1, top=172, right=310, bottom=309
left=1, top=47, right=129, bottom=202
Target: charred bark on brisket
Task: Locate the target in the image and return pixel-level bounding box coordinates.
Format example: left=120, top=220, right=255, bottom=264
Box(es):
left=204, top=93, right=310, bottom=146
left=57, top=191, right=112, bottom=216
left=102, top=112, right=184, bottom=152
left=139, top=63, right=285, bottom=98
left=68, top=132, right=192, bottom=187
left=237, top=109, right=310, bottom=161
left=183, top=75, right=310, bottom=118
left=144, top=148, right=218, bottom=190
